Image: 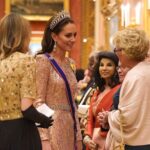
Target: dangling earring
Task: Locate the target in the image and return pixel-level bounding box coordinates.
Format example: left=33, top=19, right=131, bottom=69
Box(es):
left=53, top=41, right=57, bottom=52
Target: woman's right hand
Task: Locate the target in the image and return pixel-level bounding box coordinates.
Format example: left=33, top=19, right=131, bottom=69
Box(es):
left=83, top=135, right=97, bottom=150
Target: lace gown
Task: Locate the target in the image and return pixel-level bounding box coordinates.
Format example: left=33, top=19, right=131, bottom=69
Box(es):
left=36, top=54, right=82, bottom=150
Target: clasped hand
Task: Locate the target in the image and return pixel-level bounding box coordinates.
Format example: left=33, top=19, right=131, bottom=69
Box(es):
left=97, top=111, right=109, bottom=129
left=83, top=135, right=97, bottom=150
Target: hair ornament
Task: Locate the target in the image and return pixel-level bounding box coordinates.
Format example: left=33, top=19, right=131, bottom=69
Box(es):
left=50, top=11, right=70, bottom=30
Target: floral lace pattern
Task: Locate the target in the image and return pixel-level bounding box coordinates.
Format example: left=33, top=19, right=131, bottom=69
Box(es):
left=36, top=54, right=82, bottom=150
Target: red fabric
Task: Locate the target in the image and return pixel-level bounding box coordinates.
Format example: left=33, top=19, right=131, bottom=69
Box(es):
left=85, top=84, right=121, bottom=137
left=85, top=84, right=121, bottom=150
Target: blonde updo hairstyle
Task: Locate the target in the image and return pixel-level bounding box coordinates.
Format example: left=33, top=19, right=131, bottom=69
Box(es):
left=113, top=28, right=150, bottom=61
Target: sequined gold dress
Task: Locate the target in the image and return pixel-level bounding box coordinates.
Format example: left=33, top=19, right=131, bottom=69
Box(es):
left=0, top=52, right=41, bottom=150
left=36, top=54, right=82, bottom=150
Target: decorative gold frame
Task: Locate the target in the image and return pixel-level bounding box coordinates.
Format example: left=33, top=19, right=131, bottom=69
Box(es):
left=81, top=0, right=95, bottom=69
left=5, top=0, right=69, bottom=21
left=100, top=0, right=121, bottom=50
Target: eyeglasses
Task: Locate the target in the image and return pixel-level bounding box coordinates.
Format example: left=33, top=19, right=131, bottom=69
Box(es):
left=113, top=48, right=123, bottom=53
left=116, top=66, right=121, bottom=70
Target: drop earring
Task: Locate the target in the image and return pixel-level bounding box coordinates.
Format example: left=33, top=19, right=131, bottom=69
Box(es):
left=53, top=41, right=57, bottom=52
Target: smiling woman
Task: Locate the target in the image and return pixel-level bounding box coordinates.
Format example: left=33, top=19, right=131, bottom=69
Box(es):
left=34, top=11, right=82, bottom=150
left=105, top=28, right=150, bottom=150
left=83, top=51, right=120, bottom=150
left=51, top=22, right=77, bottom=52
left=99, top=58, right=116, bottom=80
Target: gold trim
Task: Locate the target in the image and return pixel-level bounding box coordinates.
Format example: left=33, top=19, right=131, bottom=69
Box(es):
left=5, top=0, right=10, bottom=14
left=104, top=20, right=110, bottom=50
left=64, top=0, right=69, bottom=12
left=144, top=0, right=148, bottom=33
left=23, top=15, right=50, bottom=21
left=30, top=37, right=42, bottom=43
left=81, top=0, right=95, bottom=68
left=117, top=0, right=123, bottom=30
left=5, top=0, right=69, bottom=21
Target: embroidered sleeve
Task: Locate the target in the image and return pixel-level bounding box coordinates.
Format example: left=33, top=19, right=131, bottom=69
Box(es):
left=20, top=56, right=36, bottom=99
left=35, top=55, right=50, bottom=140
left=35, top=55, right=50, bottom=104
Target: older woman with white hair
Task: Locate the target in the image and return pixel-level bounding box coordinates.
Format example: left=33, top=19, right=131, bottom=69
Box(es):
left=104, top=28, right=150, bottom=150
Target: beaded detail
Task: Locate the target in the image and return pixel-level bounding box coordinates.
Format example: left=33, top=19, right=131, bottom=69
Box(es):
left=50, top=11, right=70, bottom=30
left=0, top=52, right=36, bottom=120
left=50, top=104, right=70, bottom=111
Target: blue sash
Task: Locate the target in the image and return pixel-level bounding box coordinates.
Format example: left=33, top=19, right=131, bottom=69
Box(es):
left=45, top=53, right=77, bottom=150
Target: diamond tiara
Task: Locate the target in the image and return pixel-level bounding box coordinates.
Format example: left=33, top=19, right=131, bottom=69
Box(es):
left=49, top=11, right=70, bottom=30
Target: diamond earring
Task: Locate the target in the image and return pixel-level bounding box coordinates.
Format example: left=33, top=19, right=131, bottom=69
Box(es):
left=53, top=41, right=57, bottom=51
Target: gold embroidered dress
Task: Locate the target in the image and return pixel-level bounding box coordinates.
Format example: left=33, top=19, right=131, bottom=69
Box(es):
left=0, top=52, right=41, bottom=150
left=36, top=54, right=82, bottom=150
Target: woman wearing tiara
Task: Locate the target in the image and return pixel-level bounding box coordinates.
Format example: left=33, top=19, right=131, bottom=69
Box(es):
left=0, top=13, right=53, bottom=150
left=35, top=11, right=82, bottom=150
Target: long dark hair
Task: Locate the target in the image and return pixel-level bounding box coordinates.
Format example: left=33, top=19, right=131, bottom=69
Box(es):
left=94, top=51, right=120, bottom=92
left=40, top=16, right=74, bottom=54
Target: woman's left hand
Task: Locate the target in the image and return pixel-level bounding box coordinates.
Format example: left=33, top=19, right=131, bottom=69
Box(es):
left=76, top=140, right=83, bottom=150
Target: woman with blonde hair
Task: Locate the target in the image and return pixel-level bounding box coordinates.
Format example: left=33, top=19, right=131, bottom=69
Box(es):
left=105, top=28, right=150, bottom=150
left=0, top=13, right=53, bottom=150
